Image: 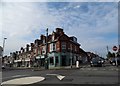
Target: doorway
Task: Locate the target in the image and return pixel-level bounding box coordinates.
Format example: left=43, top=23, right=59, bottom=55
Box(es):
left=61, top=55, right=66, bottom=66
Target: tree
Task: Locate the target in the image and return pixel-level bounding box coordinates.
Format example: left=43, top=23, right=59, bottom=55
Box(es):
left=106, top=51, right=113, bottom=59
left=112, top=53, right=115, bottom=58
left=12, top=52, right=17, bottom=60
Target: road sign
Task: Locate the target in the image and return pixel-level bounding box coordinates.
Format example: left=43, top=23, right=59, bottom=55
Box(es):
left=113, top=46, right=117, bottom=51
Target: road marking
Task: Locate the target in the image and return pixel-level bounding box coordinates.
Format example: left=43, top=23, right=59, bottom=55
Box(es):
left=1, top=76, right=45, bottom=85
left=57, top=75, right=65, bottom=80
left=12, top=75, right=27, bottom=78
left=46, top=74, right=65, bottom=81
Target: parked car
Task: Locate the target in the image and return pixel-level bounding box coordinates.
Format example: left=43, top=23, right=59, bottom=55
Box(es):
left=2, top=65, right=5, bottom=69
left=90, top=57, right=104, bottom=67
left=110, top=57, right=120, bottom=66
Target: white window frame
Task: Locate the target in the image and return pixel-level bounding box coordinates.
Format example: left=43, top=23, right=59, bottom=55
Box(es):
left=42, top=46, right=46, bottom=54
left=50, top=43, right=56, bottom=52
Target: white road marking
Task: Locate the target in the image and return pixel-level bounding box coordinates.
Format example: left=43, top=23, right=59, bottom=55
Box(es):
left=57, top=75, right=65, bottom=80
left=1, top=76, right=45, bottom=85
left=12, top=75, right=27, bottom=78
left=46, top=74, right=65, bottom=81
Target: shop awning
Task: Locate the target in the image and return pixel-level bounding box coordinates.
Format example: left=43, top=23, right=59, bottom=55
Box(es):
left=14, top=60, right=22, bottom=62
left=41, top=56, right=45, bottom=59
left=36, top=56, right=41, bottom=59
left=25, top=58, right=30, bottom=61
left=36, top=56, right=45, bottom=59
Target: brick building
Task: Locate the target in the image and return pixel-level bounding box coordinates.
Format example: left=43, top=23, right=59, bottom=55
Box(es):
left=32, top=28, right=81, bottom=68
left=12, top=28, right=87, bottom=68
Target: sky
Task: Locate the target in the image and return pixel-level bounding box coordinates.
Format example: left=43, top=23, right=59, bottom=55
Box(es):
left=0, top=0, right=118, bottom=58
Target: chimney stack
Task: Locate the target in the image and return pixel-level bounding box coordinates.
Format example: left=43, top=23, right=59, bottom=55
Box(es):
left=56, top=28, right=64, bottom=35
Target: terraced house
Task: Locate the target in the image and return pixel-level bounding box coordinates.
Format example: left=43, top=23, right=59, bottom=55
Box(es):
left=12, top=28, right=88, bottom=68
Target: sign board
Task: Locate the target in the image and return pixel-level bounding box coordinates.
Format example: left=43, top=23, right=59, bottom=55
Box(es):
left=113, top=46, right=117, bottom=51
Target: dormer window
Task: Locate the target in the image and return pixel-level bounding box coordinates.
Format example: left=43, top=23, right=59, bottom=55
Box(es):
left=73, top=37, right=77, bottom=42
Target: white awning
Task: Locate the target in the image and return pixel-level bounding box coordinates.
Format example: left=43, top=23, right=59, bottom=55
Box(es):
left=14, top=60, right=22, bottom=62
left=36, top=56, right=40, bottom=59
left=36, top=56, right=45, bottom=59
left=18, top=60, right=22, bottom=62
left=25, top=58, right=30, bottom=61
left=41, top=56, right=45, bottom=59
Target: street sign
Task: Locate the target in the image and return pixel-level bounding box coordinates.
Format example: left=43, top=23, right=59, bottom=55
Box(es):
left=113, top=46, right=117, bottom=51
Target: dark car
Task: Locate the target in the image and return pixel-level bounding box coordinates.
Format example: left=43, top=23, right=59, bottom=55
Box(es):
left=90, top=57, right=104, bottom=67
left=110, top=57, right=120, bottom=66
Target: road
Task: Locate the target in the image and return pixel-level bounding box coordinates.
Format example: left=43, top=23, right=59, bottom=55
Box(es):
left=1, top=65, right=120, bottom=86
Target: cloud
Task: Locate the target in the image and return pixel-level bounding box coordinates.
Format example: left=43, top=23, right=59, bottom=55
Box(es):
left=2, top=2, right=57, bottom=54
left=47, top=2, right=118, bottom=57
left=1, top=2, right=118, bottom=58
left=1, top=0, right=120, bottom=2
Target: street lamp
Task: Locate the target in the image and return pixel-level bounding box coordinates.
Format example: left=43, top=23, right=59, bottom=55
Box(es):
left=45, top=28, right=49, bottom=69
left=2, top=38, right=7, bottom=57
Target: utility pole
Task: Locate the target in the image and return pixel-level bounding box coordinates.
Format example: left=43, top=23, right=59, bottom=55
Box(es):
left=45, top=28, right=49, bottom=69
left=3, top=38, right=7, bottom=57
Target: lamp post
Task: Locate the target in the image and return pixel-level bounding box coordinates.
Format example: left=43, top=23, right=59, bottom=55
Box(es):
left=2, top=38, right=7, bottom=57
left=2, top=38, right=7, bottom=67
left=45, top=28, right=49, bottom=69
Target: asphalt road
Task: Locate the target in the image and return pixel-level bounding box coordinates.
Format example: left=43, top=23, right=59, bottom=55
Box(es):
left=1, top=65, right=120, bottom=86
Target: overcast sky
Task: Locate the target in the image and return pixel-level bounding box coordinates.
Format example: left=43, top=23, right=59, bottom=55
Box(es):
left=0, top=1, right=118, bottom=58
